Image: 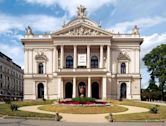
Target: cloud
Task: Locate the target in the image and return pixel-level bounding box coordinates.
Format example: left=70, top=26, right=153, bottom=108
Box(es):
left=0, top=42, right=24, bottom=68
left=141, top=32, right=166, bottom=59
left=0, top=13, right=65, bottom=33
left=109, top=16, right=166, bottom=33
left=23, top=0, right=117, bottom=16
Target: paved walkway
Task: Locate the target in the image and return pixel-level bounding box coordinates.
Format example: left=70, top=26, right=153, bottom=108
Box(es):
left=139, top=101, right=166, bottom=106
left=18, top=105, right=149, bottom=123
left=0, top=119, right=165, bottom=126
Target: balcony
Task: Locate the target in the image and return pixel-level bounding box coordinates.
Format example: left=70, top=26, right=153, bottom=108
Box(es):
left=57, top=67, right=107, bottom=75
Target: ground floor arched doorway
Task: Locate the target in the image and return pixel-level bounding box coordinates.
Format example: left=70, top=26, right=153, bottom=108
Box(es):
left=120, top=83, right=127, bottom=98
left=38, top=83, right=44, bottom=98
left=78, top=82, right=86, bottom=97
left=65, top=82, right=73, bottom=98
left=92, top=82, right=99, bottom=99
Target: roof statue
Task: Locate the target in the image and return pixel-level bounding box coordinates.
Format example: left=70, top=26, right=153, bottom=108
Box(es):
left=25, top=26, right=33, bottom=35
left=77, top=5, right=86, bottom=18
left=132, top=25, right=140, bottom=35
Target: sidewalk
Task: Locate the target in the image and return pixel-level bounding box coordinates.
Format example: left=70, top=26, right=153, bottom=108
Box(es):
left=139, top=101, right=166, bottom=106
left=18, top=105, right=149, bottom=123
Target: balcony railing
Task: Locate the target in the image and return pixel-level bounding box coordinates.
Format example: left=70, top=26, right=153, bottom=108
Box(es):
left=57, top=67, right=107, bottom=73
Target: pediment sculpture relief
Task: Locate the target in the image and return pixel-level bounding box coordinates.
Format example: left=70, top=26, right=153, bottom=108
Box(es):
left=58, top=26, right=106, bottom=36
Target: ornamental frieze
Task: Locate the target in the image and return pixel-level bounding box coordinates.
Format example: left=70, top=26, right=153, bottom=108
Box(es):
left=58, top=26, right=107, bottom=36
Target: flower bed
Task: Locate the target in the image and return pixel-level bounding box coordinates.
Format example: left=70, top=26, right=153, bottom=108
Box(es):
left=58, top=98, right=111, bottom=106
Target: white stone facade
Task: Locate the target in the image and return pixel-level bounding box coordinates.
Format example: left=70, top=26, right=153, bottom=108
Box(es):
left=21, top=6, right=143, bottom=100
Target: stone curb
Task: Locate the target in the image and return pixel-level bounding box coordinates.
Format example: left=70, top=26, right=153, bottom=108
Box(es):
left=2, top=116, right=166, bottom=123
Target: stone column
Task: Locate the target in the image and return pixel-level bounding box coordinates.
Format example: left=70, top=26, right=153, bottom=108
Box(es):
left=107, top=45, right=110, bottom=71
left=102, top=77, right=107, bottom=99
left=61, top=79, right=64, bottom=99
left=60, top=45, right=64, bottom=69
left=44, top=83, right=48, bottom=99
left=53, top=46, right=58, bottom=72
left=74, top=45, right=77, bottom=69
left=72, top=77, right=76, bottom=98
left=100, top=45, right=103, bottom=68
left=24, top=49, right=28, bottom=73
left=88, top=77, right=91, bottom=97
left=87, top=45, right=90, bottom=68
left=58, top=77, right=61, bottom=98
left=127, top=81, right=131, bottom=99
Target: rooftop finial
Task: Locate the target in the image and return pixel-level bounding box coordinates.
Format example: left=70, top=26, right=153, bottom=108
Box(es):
left=77, top=5, right=86, bottom=18
left=99, top=20, right=102, bottom=27
left=62, top=19, right=66, bottom=28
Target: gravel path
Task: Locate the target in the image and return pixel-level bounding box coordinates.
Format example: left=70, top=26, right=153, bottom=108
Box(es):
left=18, top=105, right=149, bottom=123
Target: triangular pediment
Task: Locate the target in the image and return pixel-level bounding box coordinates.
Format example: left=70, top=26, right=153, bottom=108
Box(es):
left=53, top=22, right=112, bottom=36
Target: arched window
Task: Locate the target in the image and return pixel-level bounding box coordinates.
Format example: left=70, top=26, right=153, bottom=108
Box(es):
left=38, top=63, right=44, bottom=74
left=66, top=56, right=73, bottom=68
left=91, top=56, right=98, bottom=68
left=121, top=62, right=126, bottom=74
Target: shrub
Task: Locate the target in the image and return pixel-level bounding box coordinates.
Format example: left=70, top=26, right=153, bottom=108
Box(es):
left=72, top=97, right=95, bottom=102
left=4, top=98, right=11, bottom=104
left=10, top=104, right=18, bottom=111
left=150, top=105, right=159, bottom=114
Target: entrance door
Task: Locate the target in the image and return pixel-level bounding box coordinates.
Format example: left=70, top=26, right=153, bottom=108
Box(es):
left=65, top=82, right=73, bottom=98
left=78, top=82, right=86, bottom=97
left=92, top=82, right=99, bottom=99
left=38, top=83, right=44, bottom=98
left=120, top=83, right=127, bottom=98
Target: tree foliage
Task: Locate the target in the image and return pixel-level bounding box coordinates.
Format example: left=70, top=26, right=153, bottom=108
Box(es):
left=143, top=44, right=166, bottom=100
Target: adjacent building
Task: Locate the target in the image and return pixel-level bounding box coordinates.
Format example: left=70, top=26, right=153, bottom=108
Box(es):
left=0, top=52, right=23, bottom=101
left=21, top=5, right=143, bottom=100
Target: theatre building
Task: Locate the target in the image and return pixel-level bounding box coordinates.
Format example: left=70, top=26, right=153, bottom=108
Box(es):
left=21, top=5, right=143, bottom=100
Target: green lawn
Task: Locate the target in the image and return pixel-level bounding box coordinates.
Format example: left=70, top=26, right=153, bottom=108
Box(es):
left=106, top=100, right=166, bottom=121
left=0, top=100, right=55, bottom=118
left=39, top=104, right=128, bottom=114
left=1, top=99, right=166, bottom=121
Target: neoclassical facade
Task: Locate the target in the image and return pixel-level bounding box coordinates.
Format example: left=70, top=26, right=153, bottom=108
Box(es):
left=21, top=6, right=143, bottom=100
left=0, top=52, right=23, bottom=100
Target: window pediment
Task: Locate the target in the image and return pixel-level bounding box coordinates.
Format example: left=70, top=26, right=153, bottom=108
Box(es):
left=118, top=51, right=130, bottom=61
left=35, top=52, right=47, bottom=61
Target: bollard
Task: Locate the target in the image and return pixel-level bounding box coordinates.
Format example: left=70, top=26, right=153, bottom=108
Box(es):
left=55, top=112, right=62, bottom=121
left=108, top=113, right=113, bottom=122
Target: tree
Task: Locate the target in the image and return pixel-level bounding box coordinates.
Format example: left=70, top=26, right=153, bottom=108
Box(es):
left=143, top=44, right=166, bottom=100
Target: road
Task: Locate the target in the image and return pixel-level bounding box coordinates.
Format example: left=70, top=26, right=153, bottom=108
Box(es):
left=0, top=119, right=165, bottom=126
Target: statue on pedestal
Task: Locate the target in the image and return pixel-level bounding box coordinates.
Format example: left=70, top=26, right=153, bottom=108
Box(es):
left=132, top=25, right=140, bottom=35
left=77, top=5, right=86, bottom=18
left=25, top=26, right=33, bottom=35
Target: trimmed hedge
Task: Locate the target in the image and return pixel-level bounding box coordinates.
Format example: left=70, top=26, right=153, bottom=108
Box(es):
left=72, top=97, right=95, bottom=102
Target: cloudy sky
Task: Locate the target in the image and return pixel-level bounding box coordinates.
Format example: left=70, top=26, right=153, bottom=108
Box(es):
left=0, top=0, right=165, bottom=88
